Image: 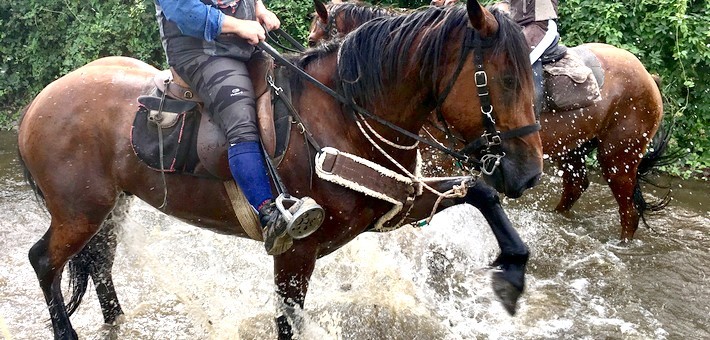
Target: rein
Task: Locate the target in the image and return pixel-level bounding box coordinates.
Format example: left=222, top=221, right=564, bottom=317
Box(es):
left=257, top=24, right=540, bottom=174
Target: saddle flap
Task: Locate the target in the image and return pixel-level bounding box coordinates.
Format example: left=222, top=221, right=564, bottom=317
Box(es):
left=247, top=50, right=275, bottom=98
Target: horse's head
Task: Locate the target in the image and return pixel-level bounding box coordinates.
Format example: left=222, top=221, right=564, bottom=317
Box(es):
left=309, top=0, right=335, bottom=46
left=437, top=1, right=543, bottom=197
left=308, top=0, right=398, bottom=47
left=334, top=1, right=542, bottom=198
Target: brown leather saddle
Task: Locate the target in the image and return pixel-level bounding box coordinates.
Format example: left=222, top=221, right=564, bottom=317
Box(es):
left=130, top=51, right=292, bottom=179
left=541, top=45, right=605, bottom=112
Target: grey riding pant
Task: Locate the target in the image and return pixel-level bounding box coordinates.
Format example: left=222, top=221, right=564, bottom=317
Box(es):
left=172, top=54, right=258, bottom=144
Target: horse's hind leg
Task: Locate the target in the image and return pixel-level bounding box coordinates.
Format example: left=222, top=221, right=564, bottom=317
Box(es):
left=69, top=195, right=131, bottom=325
left=554, top=149, right=591, bottom=213
left=90, top=219, right=124, bottom=325
left=68, top=217, right=124, bottom=324
left=29, top=201, right=117, bottom=339
left=597, top=145, right=642, bottom=242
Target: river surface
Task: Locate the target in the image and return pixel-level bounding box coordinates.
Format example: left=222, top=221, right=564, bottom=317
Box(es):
left=0, top=130, right=708, bottom=340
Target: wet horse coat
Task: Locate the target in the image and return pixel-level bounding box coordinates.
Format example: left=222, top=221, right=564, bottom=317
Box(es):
left=19, top=3, right=542, bottom=339
left=309, top=1, right=669, bottom=241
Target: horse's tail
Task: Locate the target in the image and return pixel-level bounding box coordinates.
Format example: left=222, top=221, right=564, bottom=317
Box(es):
left=16, top=103, right=46, bottom=204
left=634, top=119, right=677, bottom=227
left=65, top=246, right=94, bottom=317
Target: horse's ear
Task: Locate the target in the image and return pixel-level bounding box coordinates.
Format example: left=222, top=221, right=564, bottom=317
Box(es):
left=315, top=0, right=329, bottom=23
left=466, top=0, right=499, bottom=37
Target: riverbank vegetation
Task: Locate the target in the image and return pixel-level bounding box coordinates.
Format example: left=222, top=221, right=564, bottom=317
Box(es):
left=1, top=0, right=707, bottom=178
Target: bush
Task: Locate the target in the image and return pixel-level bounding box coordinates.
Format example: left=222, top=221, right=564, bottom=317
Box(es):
left=557, top=0, right=709, bottom=177
left=1, top=0, right=707, bottom=177
left=0, top=0, right=163, bottom=123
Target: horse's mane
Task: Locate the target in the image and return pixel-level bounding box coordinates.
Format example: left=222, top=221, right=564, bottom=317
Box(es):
left=336, top=5, right=531, bottom=106
left=328, top=1, right=407, bottom=29
left=288, top=5, right=530, bottom=110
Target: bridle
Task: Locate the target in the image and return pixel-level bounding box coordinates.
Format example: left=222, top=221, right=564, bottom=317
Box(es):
left=433, top=28, right=541, bottom=175
left=261, top=22, right=540, bottom=176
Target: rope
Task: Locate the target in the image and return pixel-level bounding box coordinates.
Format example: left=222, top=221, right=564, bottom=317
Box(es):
left=354, top=113, right=470, bottom=223
left=356, top=113, right=419, bottom=150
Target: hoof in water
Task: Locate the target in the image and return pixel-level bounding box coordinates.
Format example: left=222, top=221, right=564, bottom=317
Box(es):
left=491, top=271, right=523, bottom=316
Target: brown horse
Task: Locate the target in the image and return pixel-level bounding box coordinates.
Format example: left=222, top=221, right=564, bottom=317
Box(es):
left=18, top=2, right=542, bottom=339
left=309, top=0, right=670, bottom=242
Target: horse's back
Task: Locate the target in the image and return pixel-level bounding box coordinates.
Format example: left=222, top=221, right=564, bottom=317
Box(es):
left=578, top=43, right=663, bottom=120
left=18, top=58, right=158, bottom=193
left=20, top=58, right=156, bottom=137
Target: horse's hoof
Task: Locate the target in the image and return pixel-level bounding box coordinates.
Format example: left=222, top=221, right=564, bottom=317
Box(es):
left=491, top=271, right=523, bottom=316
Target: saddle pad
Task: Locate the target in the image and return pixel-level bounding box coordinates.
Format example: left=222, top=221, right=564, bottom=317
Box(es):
left=130, top=105, right=200, bottom=173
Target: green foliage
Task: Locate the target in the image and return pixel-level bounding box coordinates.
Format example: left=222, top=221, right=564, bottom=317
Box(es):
left=0, top=0, right=164, bottom=118
left=266, top=0, right=314, bottom=43
left=558, top=0, right=710, bottom=178
left=1, top=0, right=708, bottom=177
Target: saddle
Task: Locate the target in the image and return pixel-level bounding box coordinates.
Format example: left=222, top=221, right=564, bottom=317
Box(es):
left=130, top=51, right=293, bottom=180
left=540, top=44, right=604, bottom=112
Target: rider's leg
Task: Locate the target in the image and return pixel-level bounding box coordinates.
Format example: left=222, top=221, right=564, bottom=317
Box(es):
left=532, top=59, right=544, bottom=118
left=174, top=55, right=292, bottom=253
left=174, top=55, right=323, bottom=254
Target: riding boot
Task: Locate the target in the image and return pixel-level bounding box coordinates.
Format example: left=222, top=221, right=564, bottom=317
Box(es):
left=228, top=141, right=291, bottom=255
left=257, top=200, right=293, bottom=255
left=227, top=142, right=325, bottom=255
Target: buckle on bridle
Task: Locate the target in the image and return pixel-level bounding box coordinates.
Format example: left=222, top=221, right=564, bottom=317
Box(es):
left=482, top=131, right=501, bottom=146
left=475, top=70, right=488, bottom=87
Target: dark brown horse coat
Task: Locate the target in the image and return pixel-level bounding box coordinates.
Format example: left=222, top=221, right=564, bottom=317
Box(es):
left=19, top=3, right=543, bottom=339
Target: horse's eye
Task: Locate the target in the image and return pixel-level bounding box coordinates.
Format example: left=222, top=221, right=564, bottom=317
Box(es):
left=502, top=75, right=517, bottom=91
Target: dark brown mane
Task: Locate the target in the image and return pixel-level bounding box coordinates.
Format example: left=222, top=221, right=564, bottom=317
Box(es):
left=335, top=5, right=531, bottom=106
left=328, top=1, right=406, bottom=30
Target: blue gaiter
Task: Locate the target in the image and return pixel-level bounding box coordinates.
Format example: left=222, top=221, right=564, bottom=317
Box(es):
left=227, top=141, right=273, bottom=211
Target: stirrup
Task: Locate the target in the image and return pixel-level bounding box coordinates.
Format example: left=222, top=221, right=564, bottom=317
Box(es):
left=275, top=194, right=325, bottom=239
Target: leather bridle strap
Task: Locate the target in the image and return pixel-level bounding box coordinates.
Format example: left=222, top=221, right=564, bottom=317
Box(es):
left=257, top=41, right=477, bottom=167
left=434, top=28, right=541, bottom=165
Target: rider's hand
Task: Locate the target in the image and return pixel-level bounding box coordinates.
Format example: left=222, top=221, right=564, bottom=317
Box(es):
left=255, top=0, right=281, bottom=31
left=222, top=17, right=266, bottom=45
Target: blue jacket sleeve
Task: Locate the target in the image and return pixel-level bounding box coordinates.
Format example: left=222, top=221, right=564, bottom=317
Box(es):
left=157, top=0, right=224, bottom=41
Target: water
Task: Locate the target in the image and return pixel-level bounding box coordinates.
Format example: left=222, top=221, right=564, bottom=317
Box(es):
left=1, top=130, right=708, bottom=339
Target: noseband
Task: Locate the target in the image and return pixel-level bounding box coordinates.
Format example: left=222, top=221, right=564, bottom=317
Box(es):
left=434, top=28, right=541, bottom=175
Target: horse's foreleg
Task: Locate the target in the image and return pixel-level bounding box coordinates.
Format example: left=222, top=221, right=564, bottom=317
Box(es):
left=555, top=150, right=591, bottom=213
left=272, top=243, right=318, bottom=340
left=457, top=180, right=528, bottom=315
